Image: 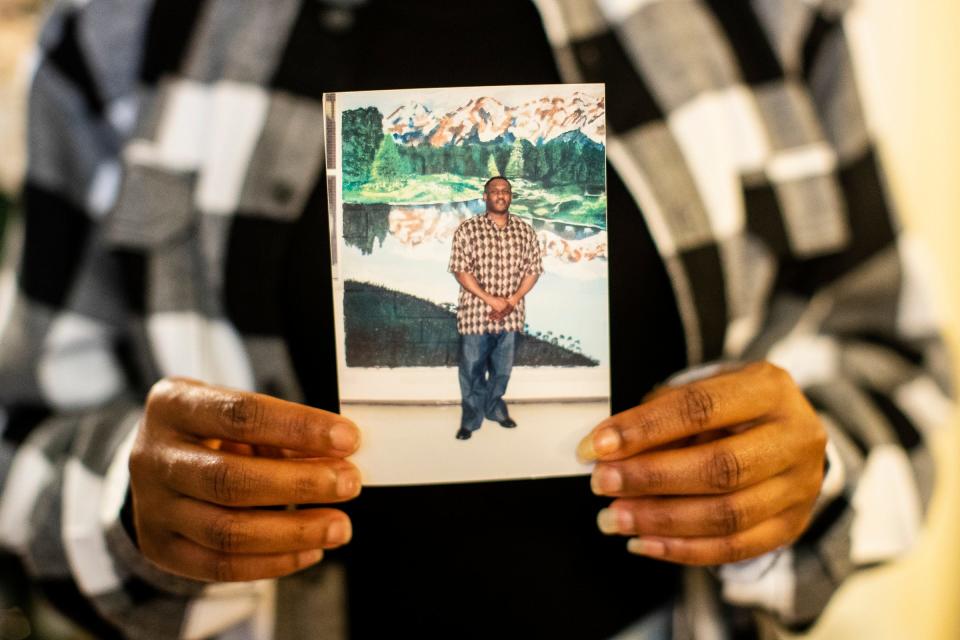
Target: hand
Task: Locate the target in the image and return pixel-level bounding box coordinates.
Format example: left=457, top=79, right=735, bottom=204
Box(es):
left=487, top=297, right=514, bottom=321
left=486, top=296, right=513, bottom=316
left=577, top=362, right=826, bottom=565
left=129, top=377, right=362, bottom=582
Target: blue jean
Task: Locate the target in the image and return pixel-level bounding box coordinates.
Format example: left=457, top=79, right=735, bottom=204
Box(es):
left=458, top=332, right=516, bottom=431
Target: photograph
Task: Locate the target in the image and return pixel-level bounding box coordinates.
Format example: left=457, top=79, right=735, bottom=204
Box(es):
left=324, top=83, right=609, bottom=484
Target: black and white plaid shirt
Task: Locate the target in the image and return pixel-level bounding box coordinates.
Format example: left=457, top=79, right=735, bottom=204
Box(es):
left=0, top=1, right=953, bottom=639
left=448, top=213, right=543, bottom=335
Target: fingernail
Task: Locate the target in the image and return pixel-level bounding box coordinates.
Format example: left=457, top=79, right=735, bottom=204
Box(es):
left=326, top=519, right=352, bottom=546
left=297, top=549, right=324, bottom=566
left=591, top=467, right=622, bottom=494
left=627, top=538, right=666, bottom=558
left=595, top=429, right=621, bottom=455
left=336, top=472, right=360, bottom=498
left=577, top=427, right=621, bottom=461
left=597, top=509, right=619, bottom=534
left=329, top=423, right=358, bottom=453
left=597, top=508, right=633, bottom=535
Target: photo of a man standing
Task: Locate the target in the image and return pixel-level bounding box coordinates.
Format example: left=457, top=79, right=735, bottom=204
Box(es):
left=328, top=84, right=609, bottom=481
left=449, top=176, right=544, bottom=440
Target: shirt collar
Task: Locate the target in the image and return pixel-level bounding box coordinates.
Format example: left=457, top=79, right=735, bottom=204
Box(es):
left=483, top=212, right=512, bottom=229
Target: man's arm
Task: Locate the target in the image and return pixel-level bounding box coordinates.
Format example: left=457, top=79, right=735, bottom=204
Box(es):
left=506, top=271, right=540, bottom=308
left=494, top=225, right=544, bottom=320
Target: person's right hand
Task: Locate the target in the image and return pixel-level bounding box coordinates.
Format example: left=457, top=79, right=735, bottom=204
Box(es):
left=486, top=297, right=514, bottom=321
left=486, top=296, right=513, bottom=316
left=129, top=377, right=362, bottom=582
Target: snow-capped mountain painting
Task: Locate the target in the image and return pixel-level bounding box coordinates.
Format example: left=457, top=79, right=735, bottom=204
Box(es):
left=383, top=92, right=605, bottom=147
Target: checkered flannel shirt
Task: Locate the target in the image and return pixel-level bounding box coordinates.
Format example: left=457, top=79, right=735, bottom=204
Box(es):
left=0, top=1, right=953, bottom=639
left=448, top=213, right=543, bottom=335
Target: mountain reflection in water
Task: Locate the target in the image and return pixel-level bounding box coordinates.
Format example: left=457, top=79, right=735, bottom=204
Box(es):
left=343, top=201, right=607, bottom=263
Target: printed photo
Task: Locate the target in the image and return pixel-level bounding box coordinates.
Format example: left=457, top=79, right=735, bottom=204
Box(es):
left=323, top=83, right=608, bottom=484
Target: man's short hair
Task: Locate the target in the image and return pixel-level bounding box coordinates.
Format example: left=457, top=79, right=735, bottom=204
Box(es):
left=484, top=176, right=511, bottom=192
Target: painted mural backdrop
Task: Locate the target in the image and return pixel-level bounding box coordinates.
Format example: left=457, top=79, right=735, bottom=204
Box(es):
left=333, top=84, right=608, bottom=370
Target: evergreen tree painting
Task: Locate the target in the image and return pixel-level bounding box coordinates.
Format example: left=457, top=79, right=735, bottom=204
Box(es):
left=504, top=139, right=524, bottom=179
left=486, top=153, right=499, bottom=177
left=341, top=107, right=383, bottom=184
left=370, top=134, right=407, bottom=188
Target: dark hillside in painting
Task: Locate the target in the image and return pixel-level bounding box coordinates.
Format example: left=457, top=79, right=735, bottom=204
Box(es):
left=344, top=281, right=598, bottom=368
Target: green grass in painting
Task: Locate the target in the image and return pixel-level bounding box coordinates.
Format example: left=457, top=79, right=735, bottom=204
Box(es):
left=345, top=173, right=485, bottom=205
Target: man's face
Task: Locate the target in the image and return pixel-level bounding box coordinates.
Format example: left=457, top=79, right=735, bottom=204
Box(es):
left=483, top=179, right=512, bottom=214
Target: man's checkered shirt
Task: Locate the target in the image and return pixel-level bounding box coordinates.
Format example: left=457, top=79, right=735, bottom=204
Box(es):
left=448, top=214, right=543, bottom=335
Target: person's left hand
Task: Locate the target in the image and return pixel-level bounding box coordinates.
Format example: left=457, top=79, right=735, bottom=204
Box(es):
left=489, top=295, right=523, bottom=322
left=488, top=304, right=514, bottom=322
left=577, top=361, right=826, bottom=565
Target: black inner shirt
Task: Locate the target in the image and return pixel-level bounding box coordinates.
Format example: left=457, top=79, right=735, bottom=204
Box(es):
left=277, top=1, right=687, bottom=636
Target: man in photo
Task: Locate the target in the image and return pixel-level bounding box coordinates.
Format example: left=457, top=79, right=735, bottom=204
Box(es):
left=448, top=176, right=543, bottom=440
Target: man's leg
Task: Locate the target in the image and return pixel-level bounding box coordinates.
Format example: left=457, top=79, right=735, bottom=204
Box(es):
left=484, top=331, right=516, bottom=426
left=458, top=333, right=494, bottom=436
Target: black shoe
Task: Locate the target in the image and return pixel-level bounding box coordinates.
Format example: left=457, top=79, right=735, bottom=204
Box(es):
left=498, top=417, right=517, bottom=428
left=456, top=428, right=472, bottom=440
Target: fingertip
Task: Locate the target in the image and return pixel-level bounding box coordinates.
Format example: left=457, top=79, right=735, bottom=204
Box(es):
left=335, top=470, right=362, bottom=499
left=576, top=435, right=598, bottom=462
left=297, top=549, right=324, bottom=567
left=594, top=428, right=622, bottom=456
left=328, top=421, right=360, bottom=454
left=325, top=517, right=352, bottom=547
left=590, top=465, right=622, bottom=495
left=626, top=538, right=666, bottom=558
left=597, top=506, right=634, bottom=535
left=597, top=509, right=619, bottom=534
left=577, top=426, right=621, bottom=462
